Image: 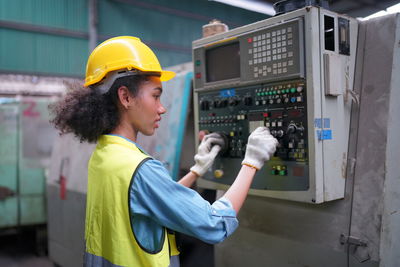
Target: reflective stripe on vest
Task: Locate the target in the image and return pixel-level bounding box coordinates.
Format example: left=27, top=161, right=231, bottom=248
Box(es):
left=85, top=135, right=178, bottom=267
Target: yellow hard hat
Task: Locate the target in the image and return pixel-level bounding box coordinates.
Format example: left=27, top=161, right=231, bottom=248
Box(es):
left=84, top=36, right=175, bottom=87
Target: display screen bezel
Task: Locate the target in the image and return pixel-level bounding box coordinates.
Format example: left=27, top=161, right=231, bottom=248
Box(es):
left=205, top=41, right=241, bottom=83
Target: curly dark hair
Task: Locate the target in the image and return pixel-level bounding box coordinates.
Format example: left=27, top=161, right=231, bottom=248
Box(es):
left=49, top=75, right=149, bottom=143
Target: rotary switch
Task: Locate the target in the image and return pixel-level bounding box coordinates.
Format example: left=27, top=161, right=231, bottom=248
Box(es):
left=200, top=100, right=209, bottom=111
left=244, top=96, right=253, bottom=106
left=228, top=98, right=240, bottom=106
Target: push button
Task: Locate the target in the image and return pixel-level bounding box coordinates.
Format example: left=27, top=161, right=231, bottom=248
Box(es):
left=214, top=169, right=224, bottom=179
left=279, top=170, right=287, bottom=176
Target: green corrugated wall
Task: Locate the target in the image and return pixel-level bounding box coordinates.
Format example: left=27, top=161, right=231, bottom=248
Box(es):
left=0, top=0, right=267, bottom=77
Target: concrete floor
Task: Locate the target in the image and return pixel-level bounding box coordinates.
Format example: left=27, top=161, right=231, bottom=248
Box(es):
left=0, top=230, right=53, bottom=267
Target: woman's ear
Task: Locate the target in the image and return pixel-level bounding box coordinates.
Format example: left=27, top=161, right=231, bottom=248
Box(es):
left=117, top=86, right=133, bottom=109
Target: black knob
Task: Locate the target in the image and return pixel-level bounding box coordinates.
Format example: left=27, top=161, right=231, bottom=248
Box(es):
left=276, top=130, right=284, bottom=138
left=228, top=98, right=239, bottom=106
left=213, top=132, right=229, bottom=155
left=200, top=100, right=209, bottom=111
left=221, top=99, right=228, bottom=107
left=286, top=124, right=297, bottom=134
left=214, top=100, right=220, bottom=108
left=244, top=96, right=252, bottom=106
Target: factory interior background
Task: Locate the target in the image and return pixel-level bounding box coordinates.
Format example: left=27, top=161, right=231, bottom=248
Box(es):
left=0, top=0, right=399, bottom=266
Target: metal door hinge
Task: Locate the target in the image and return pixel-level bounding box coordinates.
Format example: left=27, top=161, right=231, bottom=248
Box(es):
left=340, top=234, right=371, bottom=263
left=340, top=234, right=367, bottom=246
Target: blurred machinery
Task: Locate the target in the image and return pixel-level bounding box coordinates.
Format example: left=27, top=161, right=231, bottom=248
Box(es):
left=0, top=74, right=70, bottom=253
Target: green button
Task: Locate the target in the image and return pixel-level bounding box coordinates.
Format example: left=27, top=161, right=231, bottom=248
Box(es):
left=290, top=88, right=296, bottom=93
left=279, top=170, right=287, bottom=176
left=196, top=60, right=201, bottom=66
left=268, top=92, right=272, bottom=95
left=273, top=90, right=277, bottom=94
left=271, top=170, right=276, bottom=175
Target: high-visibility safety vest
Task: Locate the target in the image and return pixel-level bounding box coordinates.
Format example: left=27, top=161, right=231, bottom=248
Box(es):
left=85, top=135, right=179, bottom=267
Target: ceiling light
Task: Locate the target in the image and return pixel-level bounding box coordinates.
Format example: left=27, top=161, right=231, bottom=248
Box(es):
left=361, top=2, right=400, bottom=20
left=211, top=0, right=276, bottom=16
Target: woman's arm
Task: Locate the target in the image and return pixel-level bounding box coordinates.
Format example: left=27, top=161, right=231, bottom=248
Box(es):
left=179, top=165, right=257, bottom=212
left=223, top=165, right=257, bottom=213
left=178, top=171, right=199, bottom=188
left=223, top=127, right=277, bottom=214
left=130, top=160, right=238, bottom=245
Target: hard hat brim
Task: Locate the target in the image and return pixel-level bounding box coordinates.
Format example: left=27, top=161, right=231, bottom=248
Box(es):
left=160, top=70, right=176, bottom=82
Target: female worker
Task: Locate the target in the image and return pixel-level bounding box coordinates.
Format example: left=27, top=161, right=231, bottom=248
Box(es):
left=50, top=36, right=278, bottom=267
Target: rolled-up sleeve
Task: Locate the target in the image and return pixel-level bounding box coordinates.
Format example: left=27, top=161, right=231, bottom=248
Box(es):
left=129, top=159, right=239, bottom=244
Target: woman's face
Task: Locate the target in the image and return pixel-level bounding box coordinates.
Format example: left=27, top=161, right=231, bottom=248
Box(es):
left=129, top=76, right=166, bottom=136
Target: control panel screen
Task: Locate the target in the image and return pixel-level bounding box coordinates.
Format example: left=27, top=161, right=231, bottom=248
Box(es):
left=206, top=42, right=240, bottom=82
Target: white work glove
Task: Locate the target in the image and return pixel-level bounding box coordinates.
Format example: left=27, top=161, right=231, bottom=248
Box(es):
left=242, top=127, right=278, bottom=170
left=190, top=133, right=225, bottom=176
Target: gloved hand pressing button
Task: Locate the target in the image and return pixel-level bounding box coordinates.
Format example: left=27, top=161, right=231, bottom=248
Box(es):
left=190, top=133, right=225, bottom=177
left=242, top=127, right=278, bottom=170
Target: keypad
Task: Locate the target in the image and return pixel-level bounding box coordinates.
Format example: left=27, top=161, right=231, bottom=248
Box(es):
left=248, top=25, right=295, bottom=78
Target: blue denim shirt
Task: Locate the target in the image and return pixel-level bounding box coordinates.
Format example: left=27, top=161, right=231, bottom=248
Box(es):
left=107, top=135, right=239, bottom=252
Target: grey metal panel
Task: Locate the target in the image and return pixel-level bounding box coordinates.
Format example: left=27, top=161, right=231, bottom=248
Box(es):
left=379, top=14, right=400, bottom=267
left=47, top=133, right=95, bottom=267
left=349, top=14, right=399, bottom=264
left=47, top=185, right=86, bottom=267
left=318, top=9, right=359, bottom=202
left=216, top=227, right=349, bottom=267
left=214, top=194, right=354, bottom=266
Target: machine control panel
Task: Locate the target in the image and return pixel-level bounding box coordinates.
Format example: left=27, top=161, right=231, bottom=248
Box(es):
left=192, top=6, right=358, bottom=203
left=197, top=80, right=309, bottom=191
